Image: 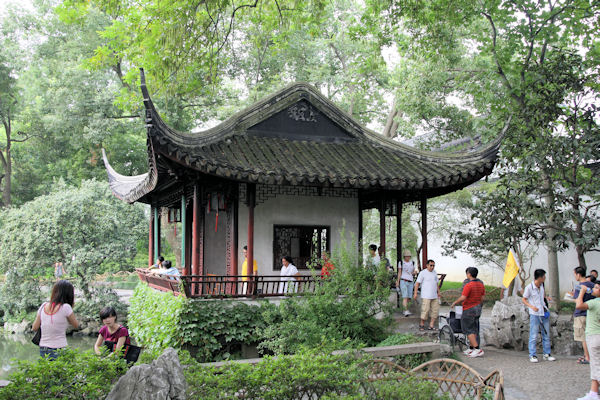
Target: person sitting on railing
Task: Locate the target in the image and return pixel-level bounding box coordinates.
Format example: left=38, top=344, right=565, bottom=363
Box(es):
left=280, top=256, right=301, bottom=294
left=150, top=260, right=180, bottom=279
left=149, top=256, right=164, bottom=270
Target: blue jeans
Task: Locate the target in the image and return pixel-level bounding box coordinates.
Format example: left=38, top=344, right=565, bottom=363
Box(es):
left=528, top=315, right=551, bottom=357
left=39, top=346, right=61, bottom=360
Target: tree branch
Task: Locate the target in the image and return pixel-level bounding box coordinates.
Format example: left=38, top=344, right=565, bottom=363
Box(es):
left=482, top=11, right=523, bottom=107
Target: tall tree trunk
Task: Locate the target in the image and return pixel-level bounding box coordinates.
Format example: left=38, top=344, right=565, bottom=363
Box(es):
left=0, top=117, right=11, bottom=207
left=383, top=99, right=398, bottom=138
left=576, top=245, right=587, bottom=269
left=543, top=174, right=559, bottom=310
left=572, top=193, right=587, bottom=268
left=3, top=145, right=10, bottom=207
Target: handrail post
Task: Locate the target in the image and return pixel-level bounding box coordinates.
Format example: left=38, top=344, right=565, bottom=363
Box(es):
left=252, top=274, right=258, bottom=299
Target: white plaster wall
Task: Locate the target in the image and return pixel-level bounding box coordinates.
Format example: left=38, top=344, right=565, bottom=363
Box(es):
left=425, top=234, right=600, bottom=294
left=530, top=245, right=600, bottom=295
left=204, top=209, right=228, bottom=275
left=237, top=195, right=359, bottom=274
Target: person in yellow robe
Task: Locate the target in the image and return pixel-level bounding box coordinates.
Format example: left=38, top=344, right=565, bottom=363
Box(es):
left=241, top=245, right=258, bottom=295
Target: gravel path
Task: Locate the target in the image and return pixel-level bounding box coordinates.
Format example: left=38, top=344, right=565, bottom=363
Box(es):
left=394, top=305, right=589, bottom=399
left=458, top=347, right=589, bottom=400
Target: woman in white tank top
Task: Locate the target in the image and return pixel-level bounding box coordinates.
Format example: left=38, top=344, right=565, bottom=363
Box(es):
left=32, top=280, right=79, bottom=360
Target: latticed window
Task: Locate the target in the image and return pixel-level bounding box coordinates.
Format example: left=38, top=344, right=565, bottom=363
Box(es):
left=273, top=225, right=330, bottom=270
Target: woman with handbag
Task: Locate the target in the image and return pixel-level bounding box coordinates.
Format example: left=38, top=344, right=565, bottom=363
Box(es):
left=32, top=280, right=79, bottom=360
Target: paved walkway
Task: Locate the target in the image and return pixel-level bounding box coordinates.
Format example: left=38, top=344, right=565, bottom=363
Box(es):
left=393, top=305, right=590, bottom=399
left=459, top=347, right=589, bottom=400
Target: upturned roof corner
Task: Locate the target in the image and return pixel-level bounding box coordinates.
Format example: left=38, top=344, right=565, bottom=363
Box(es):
left=104, top=69, right=504, bottom=203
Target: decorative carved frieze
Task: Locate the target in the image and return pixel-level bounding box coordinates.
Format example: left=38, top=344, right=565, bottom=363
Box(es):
left=287, top=102, right=317, bottom=123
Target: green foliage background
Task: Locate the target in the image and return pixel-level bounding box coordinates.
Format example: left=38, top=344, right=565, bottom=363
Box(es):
left=0, top=179, right=146, bottom=319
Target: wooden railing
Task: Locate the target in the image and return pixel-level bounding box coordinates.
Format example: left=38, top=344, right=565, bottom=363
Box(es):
left=135, top=269, right=321, bottom=298
left=135, top=268, right=185, bottom=296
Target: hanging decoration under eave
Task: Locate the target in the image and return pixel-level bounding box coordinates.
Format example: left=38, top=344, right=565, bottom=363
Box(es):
left=207, top=192, right=227, bottom=232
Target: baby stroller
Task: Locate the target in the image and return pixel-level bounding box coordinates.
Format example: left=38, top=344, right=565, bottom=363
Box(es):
left=438, top=307, right=469, bottom=352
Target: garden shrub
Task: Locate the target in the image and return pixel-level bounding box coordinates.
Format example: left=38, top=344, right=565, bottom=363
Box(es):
left=184, top=348, right=446, bottom=400
left=178, top=300, right=267, bottom=361
left=0, top=348, right=127, bottom=400
left=128, top=282, right=186, bottom=351
left=258, top=241, right=393, bottom=355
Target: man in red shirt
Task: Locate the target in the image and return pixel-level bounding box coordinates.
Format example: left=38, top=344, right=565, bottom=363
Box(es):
left=451, top=267, right=486, bottom=357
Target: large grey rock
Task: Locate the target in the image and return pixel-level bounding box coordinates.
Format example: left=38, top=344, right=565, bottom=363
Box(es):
left=551, top=317, right=582, bottom=356
left=4, top=320, right=30, bottom=334
left=483, top=296, right=530, bottom=350
left=106, top=347, right=187, bottom=400
left=484, top=297, right=582, bottom=356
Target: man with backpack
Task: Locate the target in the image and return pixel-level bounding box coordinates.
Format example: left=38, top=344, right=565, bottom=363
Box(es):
left=522, top=269, right=556, bottom=363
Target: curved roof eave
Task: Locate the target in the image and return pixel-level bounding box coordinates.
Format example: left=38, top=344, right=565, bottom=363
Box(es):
left=139, top=68, right=505, bottom=166
left=102, top=147, right=158, bottom=204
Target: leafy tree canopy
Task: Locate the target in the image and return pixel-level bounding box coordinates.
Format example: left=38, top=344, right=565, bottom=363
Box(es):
left=0, top=179, right=146, bottom=316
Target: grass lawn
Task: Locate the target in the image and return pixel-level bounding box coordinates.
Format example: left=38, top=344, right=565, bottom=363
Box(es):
left=440, top=281, right=503, bottom=305
left=440, top=281, right=502, bottom=293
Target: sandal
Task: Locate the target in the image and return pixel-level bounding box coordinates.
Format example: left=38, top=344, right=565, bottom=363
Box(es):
left=578, top=358, right=590, bottom=364
left=419, top=326, right=425, bottom=331
left=427, top=327, right=436, bottom=331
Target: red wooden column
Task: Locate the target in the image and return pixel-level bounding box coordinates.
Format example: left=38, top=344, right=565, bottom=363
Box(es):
left=180, top=193, right=187, bottom=276
left=231, top=192, right=239, bottom=276
left=421, top=197, right=428, bottom=270
left=185, top=201, right=193, bottom=275
left=148, top=206, right=154, bottom=267
left=247, top=184, right=256, bottom=284
left=379, top=196, right=386, bottom=254
left=396, top=198, right=402, bottom=270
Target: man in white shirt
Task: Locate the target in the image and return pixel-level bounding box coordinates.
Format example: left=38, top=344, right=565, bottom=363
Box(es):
left=414, top=259, right=439, bottom=330
left=396, top=249, right=417, bottom=316
left=522, top=269, right=555, bottom=363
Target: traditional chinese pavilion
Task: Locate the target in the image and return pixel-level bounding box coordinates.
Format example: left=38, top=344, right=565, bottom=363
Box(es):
left=103, top=70, right=501, bottom=293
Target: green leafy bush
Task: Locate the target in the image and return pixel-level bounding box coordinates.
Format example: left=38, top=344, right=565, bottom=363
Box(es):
left=128, top=282, right=186, bottom=351
left=0, top=348, right=127, bottom=400
left=185, top=349, right=445, bottom=400
left=179, top=300, right=266, bottom=361
left=258, top=241, right=393, bottom=355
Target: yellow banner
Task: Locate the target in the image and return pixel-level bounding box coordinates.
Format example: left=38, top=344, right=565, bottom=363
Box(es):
left=503, top=249, right=520, bottom=288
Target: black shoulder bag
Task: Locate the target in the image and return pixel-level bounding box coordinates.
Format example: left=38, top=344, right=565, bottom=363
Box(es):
left=103, top=326, right=142, bottom=364
left=32, top=328, right=41, bottom=345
